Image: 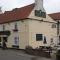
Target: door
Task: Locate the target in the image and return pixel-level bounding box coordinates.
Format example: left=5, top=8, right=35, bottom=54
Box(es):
left=2, top=37, right=7, bottom=49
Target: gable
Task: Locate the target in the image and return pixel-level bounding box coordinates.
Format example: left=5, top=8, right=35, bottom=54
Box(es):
left=28, top=8, right=56, bottom=23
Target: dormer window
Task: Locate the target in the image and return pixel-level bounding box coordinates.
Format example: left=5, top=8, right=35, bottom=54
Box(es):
left=35, top=10, right=46, bottom=18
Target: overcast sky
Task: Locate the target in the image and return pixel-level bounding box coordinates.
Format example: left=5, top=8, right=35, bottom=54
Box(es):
left=0, top=0, right=60, bottom=14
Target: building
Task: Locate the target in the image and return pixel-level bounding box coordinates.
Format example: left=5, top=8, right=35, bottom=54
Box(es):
left=49, top=12, right=60, bottom=44
left=0, top=0, right=57, bottom=49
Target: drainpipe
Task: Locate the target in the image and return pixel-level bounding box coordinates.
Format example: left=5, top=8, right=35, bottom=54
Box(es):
left=57, top=21, right=60, bottom=45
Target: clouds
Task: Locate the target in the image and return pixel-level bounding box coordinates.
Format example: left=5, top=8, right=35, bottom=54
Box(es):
left=0, top=0, right=34, bottom=12
left=44, top=0, right=60, bottom=14
left=0, top=0, right=60, bottom=13
left=17, top=0, right=34, bottom=7
left=0, top=0, right=18, bottom=11
left=17, top=0, right=34, bottom=4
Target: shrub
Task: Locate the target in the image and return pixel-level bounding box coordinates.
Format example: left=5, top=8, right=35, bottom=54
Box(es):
left=25, top=46, right=34, bottom=55
left=25, top=46, right=33, bottom=50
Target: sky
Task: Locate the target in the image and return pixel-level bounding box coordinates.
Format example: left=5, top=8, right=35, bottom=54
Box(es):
left=0, top=0, right=60, bottom=14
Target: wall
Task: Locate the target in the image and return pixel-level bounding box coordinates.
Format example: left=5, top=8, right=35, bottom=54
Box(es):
left=0, top=20, right=29, bottom=49
left=28, top=17, right=57, bottom=48
left=0, top=17, right=57, bottom=49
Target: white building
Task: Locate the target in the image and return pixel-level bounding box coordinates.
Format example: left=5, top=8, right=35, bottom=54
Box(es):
left=49, top=12, right=60, bottom=45
left=0, top=0, right=57, bottom=49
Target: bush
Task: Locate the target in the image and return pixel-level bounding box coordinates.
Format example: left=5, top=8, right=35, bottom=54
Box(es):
left=25, top=46, right=51, bottom=58
left=25, top=46, right=34, bottom=55
left=25, top=46, right=33, bottom=50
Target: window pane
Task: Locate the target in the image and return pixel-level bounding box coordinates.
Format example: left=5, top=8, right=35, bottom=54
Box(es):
left=35, top=10, right=46, bottom=18
left=36, top=34, right=43, bottom=41
left=52, top=24, right=56, bottom=28
left=14, top=37, right=19, bottom=45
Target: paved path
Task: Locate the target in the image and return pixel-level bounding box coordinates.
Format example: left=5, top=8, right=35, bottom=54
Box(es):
left=0, top=49, right=53, bottom=60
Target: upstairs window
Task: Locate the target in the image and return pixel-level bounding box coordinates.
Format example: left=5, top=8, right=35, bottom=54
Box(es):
left=3, top=25, right=5, bottom=31
left=15, top=23, right=18, bottom=29
left=52, top=24, right=56, bottom=28
left=13, top=23, right=18, bottom=32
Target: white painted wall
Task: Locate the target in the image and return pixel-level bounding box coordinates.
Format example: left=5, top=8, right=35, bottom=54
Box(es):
left=28, top=19, right=57, bottom=48
left=0, top=18, right=57, bottom=49
left=0, top=20, right=29, bottom=49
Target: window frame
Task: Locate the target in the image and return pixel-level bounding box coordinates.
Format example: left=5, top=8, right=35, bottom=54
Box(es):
left=14, top=36, right=19, bottom=45
left=36, top=34, right=43, bottom=41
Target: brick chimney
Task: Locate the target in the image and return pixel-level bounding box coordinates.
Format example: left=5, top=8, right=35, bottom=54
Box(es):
left=35, top=0, right=46, bottom=18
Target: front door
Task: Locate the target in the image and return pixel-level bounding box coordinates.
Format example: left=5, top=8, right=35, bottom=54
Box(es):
left=2, top=37, right=7, bottom=49
left=0, top=31, right=10, bottom=48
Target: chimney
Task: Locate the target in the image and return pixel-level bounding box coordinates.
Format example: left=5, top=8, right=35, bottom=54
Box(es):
left=0, top=7, right=3, bottom=14
left=35, top=0, right=46, bottom=18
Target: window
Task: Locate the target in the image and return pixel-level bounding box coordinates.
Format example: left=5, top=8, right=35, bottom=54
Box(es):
left=15, top=23, right=18, bottom=29
left=13, top=23, right=18, bottom=32
left=52, top=24, right=56, bottom=28
left=3, top=25, right=5, bottom=31
left=41, top=12, right=46, bottom=18
left=14, top=37, right=19, bottom=45
left=51, top=38, right=53, bottom=43
left=36, top=34, right=43, bottom=41
left=35, top=10, right=46, bottom=18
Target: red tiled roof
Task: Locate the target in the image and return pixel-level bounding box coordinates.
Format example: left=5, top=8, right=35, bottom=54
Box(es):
left=49, top=12, right=60, bottom=20
left=0, top=3, right=35, bottom=24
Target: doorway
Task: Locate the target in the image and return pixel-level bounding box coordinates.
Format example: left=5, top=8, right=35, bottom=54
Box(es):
left=0, top=36, right=8, bottom=49
left=0, top=31, right=10, bottom=48
left=2, top=37, right=7, bottom=49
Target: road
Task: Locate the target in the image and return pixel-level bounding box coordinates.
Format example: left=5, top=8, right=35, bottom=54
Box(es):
left=0, top=49, right=53, bottom=60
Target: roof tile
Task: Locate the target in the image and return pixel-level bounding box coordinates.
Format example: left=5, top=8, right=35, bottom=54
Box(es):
left=49, top=12, right=60, bottom=20
left=0, top=3, right=35, bottom=24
